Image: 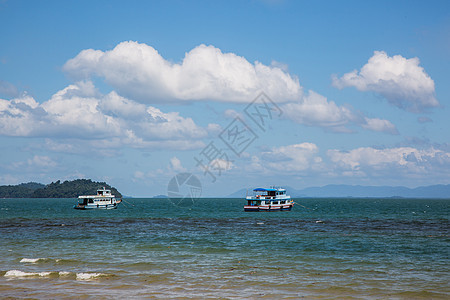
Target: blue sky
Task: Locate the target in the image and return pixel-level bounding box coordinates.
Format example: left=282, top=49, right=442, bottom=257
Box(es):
left=0, top=0, right=449, bottom=197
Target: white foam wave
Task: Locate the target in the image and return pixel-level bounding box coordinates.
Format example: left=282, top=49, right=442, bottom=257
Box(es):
left=76, top=272, right=106, bottom=280
left=5, top=270, right=52, bottom=278
left=20, top=258, right=46, bottom=263
left=59, top=271, right=71, bottom=276
left=5, top=270, right=107, bottom=280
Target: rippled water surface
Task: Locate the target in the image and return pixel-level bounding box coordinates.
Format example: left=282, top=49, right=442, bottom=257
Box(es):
left=0, top=198, right=449, bottom=299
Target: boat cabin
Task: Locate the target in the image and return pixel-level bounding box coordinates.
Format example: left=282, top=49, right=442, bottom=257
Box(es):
left=252, top=187, right=287, bottom=199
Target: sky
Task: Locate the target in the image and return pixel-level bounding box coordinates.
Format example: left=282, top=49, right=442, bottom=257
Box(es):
left=0, top=0, right=449, bottom=197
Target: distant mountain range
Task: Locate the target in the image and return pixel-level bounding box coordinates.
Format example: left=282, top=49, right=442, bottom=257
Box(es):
left=228, top=184, right=450, bottom=198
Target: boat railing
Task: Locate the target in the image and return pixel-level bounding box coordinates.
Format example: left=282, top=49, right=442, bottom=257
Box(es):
left=253, top=195, right=289, bottom=199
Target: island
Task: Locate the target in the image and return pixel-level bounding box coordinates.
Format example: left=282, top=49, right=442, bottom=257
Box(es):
left=0, top=179, right=122, bottom=198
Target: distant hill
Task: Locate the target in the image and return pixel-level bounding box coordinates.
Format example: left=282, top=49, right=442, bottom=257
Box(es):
left=0, top=182, right=45, bottom=198
left=0, top=179, right=122, bottom=198
left=228, top=184, right=450, bottom=198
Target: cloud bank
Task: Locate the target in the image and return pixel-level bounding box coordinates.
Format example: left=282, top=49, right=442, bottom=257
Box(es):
left=63, top=41, right=302, bottom=103
left=328, top=146, right=450, bottom=178
left=0, top=81, right=213, bottom=151
left=245, top=142, right=450, bottom=182
left=332, top=51, right=439, bottom=112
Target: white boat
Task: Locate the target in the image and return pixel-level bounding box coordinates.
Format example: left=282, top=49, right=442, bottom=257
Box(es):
left=74, top=187, right=122, bottom=210
left=244, top=187, right=294, bottom=211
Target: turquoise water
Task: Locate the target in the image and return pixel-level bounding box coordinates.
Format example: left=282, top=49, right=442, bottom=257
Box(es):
left=0, top=198, right=449, bottom=299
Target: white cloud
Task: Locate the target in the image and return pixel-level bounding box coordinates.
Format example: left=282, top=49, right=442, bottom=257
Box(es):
left=0, top=94, right=42, bottom=136
left=63, top=41, right=302, bottom=103
left=27, top=155, right=57, bottom=168
left=332, top=51, right=439, bottom=112
left=62, top=42, right=402, bottom=135
left=169, top=157, right=187, bottom=173
left=0, top=81, right=213, bottom=151
left=362, top=117, right=398, bottom=134
left=282, top=91, right=355, bottom=131
left=281, top=90, right=398, bottom=134
left=327, top=146, right=450, bottom=177
left=256, top=143, right=323, bottom=172
left=236, top=143, right=450, bottom=186
left=10, top=155, right=57, bottom=170
left=224, top=109, right=243, bottom=119
left=210, top=158, right=234, bottom=172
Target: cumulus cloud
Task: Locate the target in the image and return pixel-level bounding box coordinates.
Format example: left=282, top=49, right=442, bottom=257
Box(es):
left=63, top=41, right=302, bottom=103
left=282, top=91, right=355, bottom=132
left=0, top=93, right=42, bottom=136
left=281, top=90, right=398, bottom=134
left=362, top=117, right=398, bottom=134
left=255, top=143, right=323, bottom=172
left=169, top=157, right=187, bottom=173
left=0, top=81, right=214, bottom=151
left=62, top=42, right=401, bottom=135
left=332, top=51, right=439, bottom=112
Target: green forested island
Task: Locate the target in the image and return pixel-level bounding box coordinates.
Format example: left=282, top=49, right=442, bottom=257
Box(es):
left=0, top=179, right=122, bottom=198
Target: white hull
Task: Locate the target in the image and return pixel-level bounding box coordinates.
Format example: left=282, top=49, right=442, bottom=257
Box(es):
left=74, top=202, right=120, bottom=210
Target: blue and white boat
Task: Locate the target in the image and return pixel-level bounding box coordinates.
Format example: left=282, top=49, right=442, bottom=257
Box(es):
left=244, top=187, right=294, bottom=211
left=74, top=187, right=122, bottom=210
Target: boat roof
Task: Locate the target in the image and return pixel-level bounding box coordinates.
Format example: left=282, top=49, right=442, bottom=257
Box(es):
left=253, top=187, right=285, bottom=192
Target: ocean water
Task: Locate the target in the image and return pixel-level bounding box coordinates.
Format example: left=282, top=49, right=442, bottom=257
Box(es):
left=0, top=197, right=448, bottom=299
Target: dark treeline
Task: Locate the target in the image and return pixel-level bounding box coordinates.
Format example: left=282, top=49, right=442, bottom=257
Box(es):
left=0, top=179, right=122, bottom=198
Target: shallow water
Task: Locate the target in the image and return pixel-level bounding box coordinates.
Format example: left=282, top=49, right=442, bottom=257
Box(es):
left=0, top=198, right=449, bottom=299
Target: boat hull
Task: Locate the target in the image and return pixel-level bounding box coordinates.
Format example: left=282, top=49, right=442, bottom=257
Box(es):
left=74, top=203, right=120, bottom=210
left=244, top=204, right=293, bottom=212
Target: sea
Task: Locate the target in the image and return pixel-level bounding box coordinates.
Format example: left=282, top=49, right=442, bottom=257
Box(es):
left=0, top=197, right=448, bottom=299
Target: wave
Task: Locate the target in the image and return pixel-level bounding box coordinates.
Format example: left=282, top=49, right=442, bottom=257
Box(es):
left=19, top=257, right=79, bottom=265
left=19, top=258, right=50, bottom=263
left=4, top=270, right=109, bottom=280
left=76, top=272, right=107, bottom=280
left=5, top=270, right=53, bottom=278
